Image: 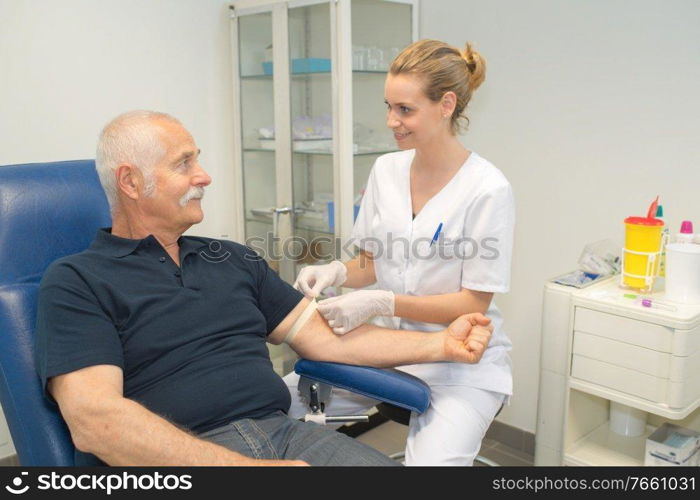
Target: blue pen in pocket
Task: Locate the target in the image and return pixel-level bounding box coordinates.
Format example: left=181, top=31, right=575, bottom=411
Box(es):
left=430, top=222, right=443, bottom=247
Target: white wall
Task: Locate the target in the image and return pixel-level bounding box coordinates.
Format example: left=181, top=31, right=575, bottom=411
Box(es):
left=0, top=0, right=237, bottom=240
left=421, top=0, right=700, bottom=432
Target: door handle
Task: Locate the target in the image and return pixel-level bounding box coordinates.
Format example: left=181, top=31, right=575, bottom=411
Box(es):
left=272, top=206, right=295, bottom=238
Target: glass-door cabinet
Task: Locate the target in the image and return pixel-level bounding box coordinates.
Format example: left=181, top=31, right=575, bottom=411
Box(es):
left=229, top=0, right=417, bottom=375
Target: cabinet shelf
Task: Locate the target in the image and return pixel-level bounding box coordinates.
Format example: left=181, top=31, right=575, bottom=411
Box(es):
left=243, top=147, right=396, bottom=156
left=565, top=421, right=655, bottom=466
left=241, top=70, right=388, bottom=80
left=245, top=216, right=334, bottom=236
left=569, top=379, right=700, bottom=420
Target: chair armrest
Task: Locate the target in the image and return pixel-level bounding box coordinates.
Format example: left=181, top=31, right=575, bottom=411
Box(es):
left=294, top=360, right=430, bottom=414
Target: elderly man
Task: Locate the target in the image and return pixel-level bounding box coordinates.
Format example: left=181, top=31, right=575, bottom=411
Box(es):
left=35, top=110, right=493, bottom=466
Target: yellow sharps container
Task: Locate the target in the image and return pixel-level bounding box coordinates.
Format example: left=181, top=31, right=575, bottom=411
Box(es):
left=622, top=216, right=665, bottom=291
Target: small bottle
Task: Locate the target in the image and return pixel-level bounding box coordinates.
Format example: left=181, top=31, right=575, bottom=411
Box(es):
left=657, top=205, right=668, bottom=277
left=675, top=220, right=695, bottom=244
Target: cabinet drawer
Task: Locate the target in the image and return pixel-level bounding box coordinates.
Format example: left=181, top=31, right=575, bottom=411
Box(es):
left=573, top=307, right=700, bottom=355
left=573, top=331, right=700, bottom=381
left=573, top=332, right=669, bottom=378
left=571, top=355, right=700, bottom=408
left=571, top=355, right=666, bottom=402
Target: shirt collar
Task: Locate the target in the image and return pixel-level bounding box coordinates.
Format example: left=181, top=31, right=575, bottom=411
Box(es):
left=90, top=227, right=207, bottom=258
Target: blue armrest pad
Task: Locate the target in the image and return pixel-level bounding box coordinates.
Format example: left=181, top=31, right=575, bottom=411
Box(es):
left=294, top=360, right=430, bottom=414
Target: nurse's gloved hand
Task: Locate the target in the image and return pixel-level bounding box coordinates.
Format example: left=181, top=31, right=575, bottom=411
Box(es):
left=318, top=290, right=395, bottom=335
left=293, top=261, right=347, bottom=298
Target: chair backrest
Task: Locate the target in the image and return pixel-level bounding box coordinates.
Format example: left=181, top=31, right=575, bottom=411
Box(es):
left=0, top=160, right=111, bottom=465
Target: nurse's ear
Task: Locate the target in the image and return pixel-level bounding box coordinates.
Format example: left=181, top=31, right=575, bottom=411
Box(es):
left=440, top=91, right=457, bottom=119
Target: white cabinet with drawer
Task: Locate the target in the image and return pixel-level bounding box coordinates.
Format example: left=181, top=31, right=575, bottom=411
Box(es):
left=571, top=307, right=700, bottom=409
left=535, top=277, right=700, bottom=466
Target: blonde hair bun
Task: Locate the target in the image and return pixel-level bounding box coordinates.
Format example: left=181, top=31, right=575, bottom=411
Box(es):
left=461, top=42, right=486, bottom=92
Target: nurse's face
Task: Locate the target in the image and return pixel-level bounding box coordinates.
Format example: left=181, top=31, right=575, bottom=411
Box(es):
left=384, top=73, right=449, bottom=150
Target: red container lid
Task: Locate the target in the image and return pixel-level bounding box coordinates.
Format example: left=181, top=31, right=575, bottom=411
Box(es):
left=624, top=216, right=664, bottom=226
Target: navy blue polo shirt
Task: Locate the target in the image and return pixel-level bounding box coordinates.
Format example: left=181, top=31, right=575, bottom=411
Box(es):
left=36, top=228, right=303, bottom=443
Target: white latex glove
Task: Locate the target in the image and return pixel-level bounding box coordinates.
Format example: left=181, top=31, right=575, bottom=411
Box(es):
left=293, top=260, right=347, bottom=298
left=318, top=290, right=395, bottom=335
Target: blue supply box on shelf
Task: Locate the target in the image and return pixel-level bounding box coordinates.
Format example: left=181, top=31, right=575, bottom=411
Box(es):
left=327, top=202, right=360, bottom=233
left=262, top=58, right=331, bottom=75
left=645, top=423, right=700, bottom=466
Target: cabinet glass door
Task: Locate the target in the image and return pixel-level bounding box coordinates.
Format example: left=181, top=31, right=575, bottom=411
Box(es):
left=231, top=0, right=416, bottom=375
left=351, top=0, right=413, bottom=207
left=238, top=11, right=279, bottom=270
left=288, top=1, right=336, bottom=288
left=238, top=3, right=336, bottom=284
left=237, top=9, right=295, bottom=376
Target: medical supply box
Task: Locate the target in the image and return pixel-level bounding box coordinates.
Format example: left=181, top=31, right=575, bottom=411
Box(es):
left=644, top=423, right=700, bottom=466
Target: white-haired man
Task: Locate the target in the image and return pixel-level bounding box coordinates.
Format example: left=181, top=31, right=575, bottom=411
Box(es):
left=35, top=110, right=493, bottom=466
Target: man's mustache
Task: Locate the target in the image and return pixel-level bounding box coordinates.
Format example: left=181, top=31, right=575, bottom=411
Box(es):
left=179, top=187, right=205, bottom=207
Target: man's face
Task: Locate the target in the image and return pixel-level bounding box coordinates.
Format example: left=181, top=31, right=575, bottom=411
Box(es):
left=139, top=119, right=212, bottom=233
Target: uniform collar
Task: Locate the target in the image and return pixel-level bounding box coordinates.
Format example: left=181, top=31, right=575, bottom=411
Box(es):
left=90, top=227, right=207, bottom=258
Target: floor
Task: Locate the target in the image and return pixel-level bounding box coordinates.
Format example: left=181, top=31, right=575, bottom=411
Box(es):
left=356, top=420, right=534, bottom=466
left=0, top=454, right=18, bottom=466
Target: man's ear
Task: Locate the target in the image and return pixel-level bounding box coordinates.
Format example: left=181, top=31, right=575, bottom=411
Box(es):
left=115, top=164, right=141, bottom=201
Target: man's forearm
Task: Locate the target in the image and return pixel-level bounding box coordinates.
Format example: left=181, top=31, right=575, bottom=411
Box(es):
left=330, top=323, right=445, bottom=367
left=274, top=299, right=491, bottom=367
left=71, top=394, right=308, bottom=466
left=73, top=396, right=253, bottom=466
left=291, top=312, right=445, bottom=368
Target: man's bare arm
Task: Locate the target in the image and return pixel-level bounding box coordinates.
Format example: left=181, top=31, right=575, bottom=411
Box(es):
left=269, top=298, right=492, bottom=366
left=49, top=365, right=307, bottom=466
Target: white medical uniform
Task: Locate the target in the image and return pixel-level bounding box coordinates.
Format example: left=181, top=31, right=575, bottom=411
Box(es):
left=284, top=149, right=515, bottom=465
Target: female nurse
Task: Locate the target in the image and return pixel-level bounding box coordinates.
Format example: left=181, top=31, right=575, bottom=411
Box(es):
left=285, top=39, right=515, bottom=466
